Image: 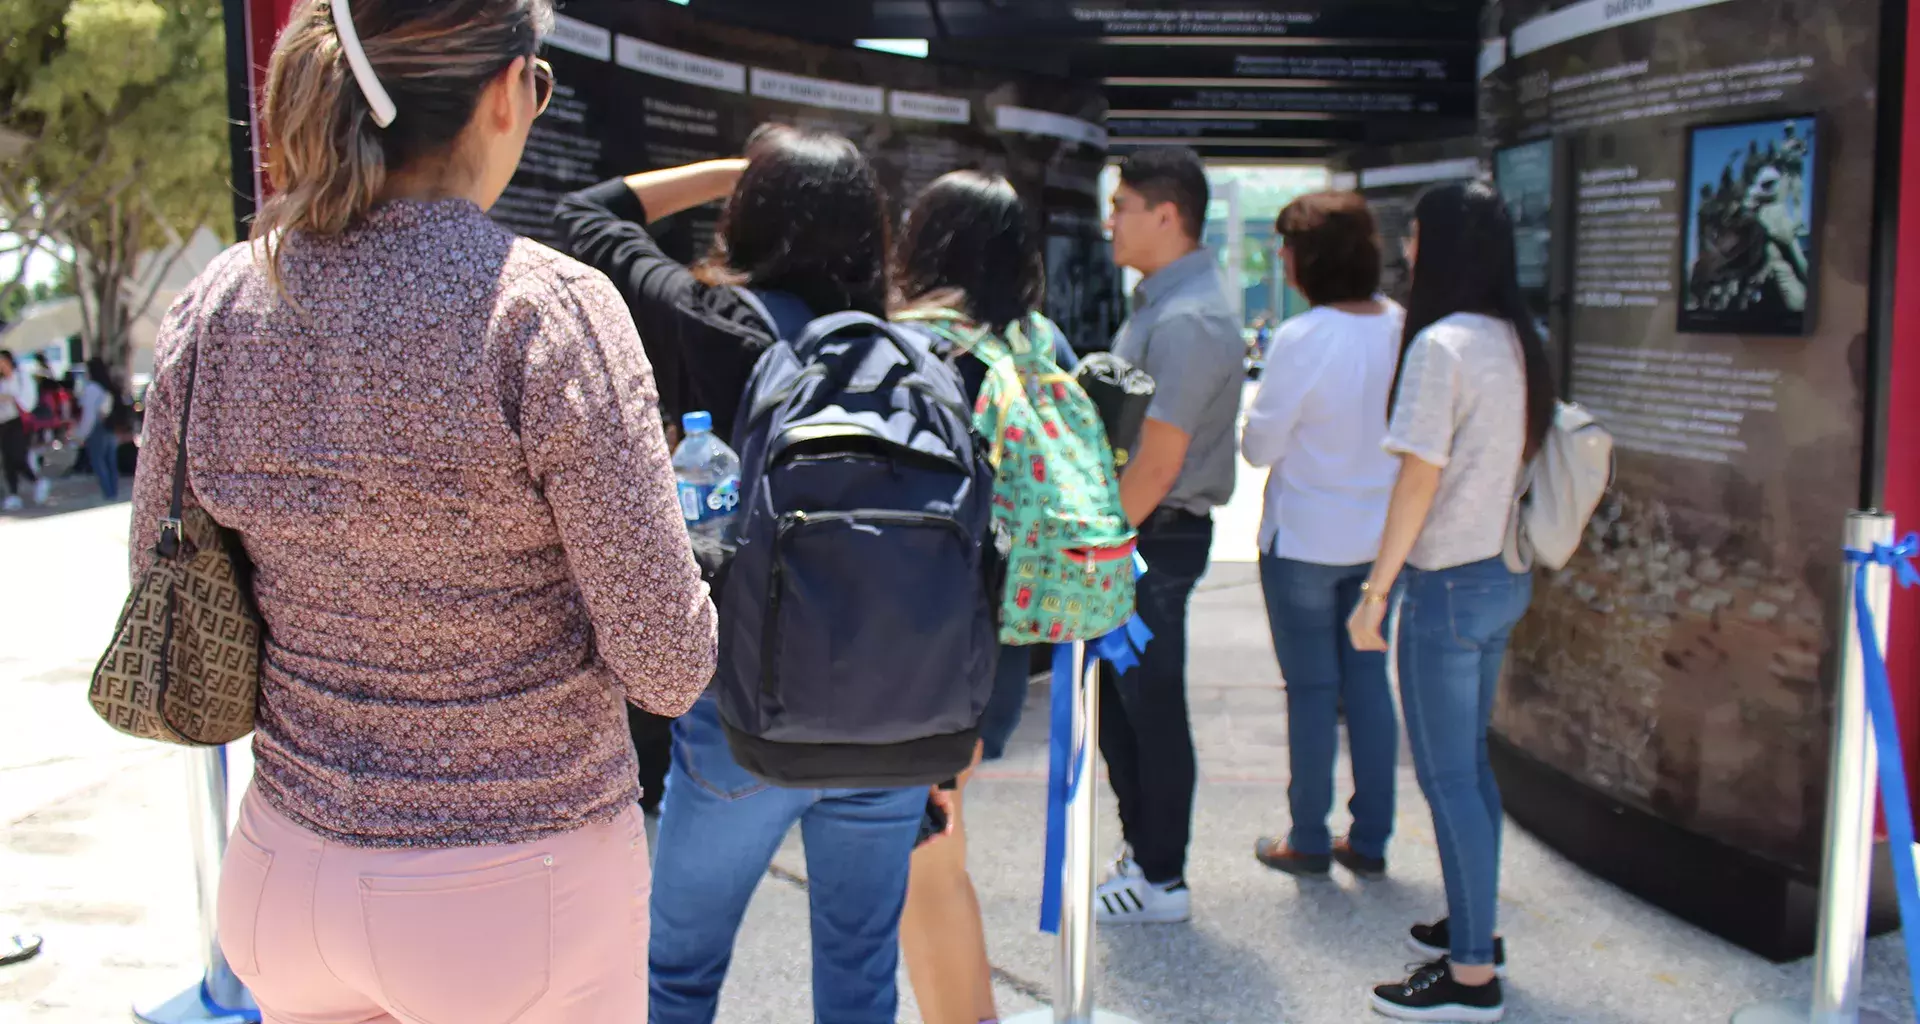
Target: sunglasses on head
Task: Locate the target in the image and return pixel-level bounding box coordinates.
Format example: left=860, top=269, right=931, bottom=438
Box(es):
left=530, top=56, right=553, bottom=117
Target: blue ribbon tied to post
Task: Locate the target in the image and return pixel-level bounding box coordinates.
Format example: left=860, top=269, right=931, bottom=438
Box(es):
left=1845, top=532, right=1920, bottom=1005
left=1040, top=553, right=1154, bottom=934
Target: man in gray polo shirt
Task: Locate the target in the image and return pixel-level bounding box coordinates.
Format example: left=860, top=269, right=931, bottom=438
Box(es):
left=1095, top=146, right=1247, bottom=924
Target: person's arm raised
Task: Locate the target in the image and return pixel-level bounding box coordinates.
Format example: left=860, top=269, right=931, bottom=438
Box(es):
left=622, top=159, right=748, bottom=223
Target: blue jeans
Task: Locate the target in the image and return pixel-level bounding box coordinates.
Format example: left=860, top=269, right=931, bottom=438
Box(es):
left=978, top=645, right=1036, bottom=761
left=86, top=424, right=119, bottom=500
left=648, top=696, right=925, bottom=1024
left=1258, top=554, right=1397, bottom=860
left=1395, top=557, right=1532, bottom=966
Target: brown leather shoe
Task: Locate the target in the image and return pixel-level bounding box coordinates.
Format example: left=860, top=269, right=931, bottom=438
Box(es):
left=1333, top=838, right=1387, bottom=878
left=1254, top=836, right=1331, bottom=876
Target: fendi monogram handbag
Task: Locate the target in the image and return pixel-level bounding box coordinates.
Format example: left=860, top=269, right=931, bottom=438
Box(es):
left=89, top=340, right=260, bottom=746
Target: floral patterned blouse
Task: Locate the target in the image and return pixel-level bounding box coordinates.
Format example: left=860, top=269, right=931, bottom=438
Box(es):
left=132, top=199, right=717, bottom=848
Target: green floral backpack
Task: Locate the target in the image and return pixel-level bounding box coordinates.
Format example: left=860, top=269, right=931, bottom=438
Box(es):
left=899, top=309, right=1136, bottom=645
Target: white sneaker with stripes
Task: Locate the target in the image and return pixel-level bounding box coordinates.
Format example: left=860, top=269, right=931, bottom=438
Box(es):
left=1093, top=875, right=1190, bottom=924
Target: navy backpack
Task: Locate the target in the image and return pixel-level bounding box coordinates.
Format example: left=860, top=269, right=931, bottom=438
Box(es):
left=715, top=291, right=997, bottom=788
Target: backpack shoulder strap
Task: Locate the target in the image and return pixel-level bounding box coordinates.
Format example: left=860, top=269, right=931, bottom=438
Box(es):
left=733, top=287, right=815, bottom=344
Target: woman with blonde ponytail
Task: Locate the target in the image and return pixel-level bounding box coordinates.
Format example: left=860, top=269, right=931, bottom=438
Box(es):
left=131, top=1, right=717, bottom=1021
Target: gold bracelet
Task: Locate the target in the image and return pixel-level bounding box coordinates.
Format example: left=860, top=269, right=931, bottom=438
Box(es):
left=1359, top=581, right=1391, bottom=605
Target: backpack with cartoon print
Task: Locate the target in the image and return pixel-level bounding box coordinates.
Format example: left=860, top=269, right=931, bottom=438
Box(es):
left=898, top=309, right=1135, bottom=645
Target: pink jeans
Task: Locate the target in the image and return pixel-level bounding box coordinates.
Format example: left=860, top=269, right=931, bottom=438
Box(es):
left=219, top=787, right=649, bottom=1024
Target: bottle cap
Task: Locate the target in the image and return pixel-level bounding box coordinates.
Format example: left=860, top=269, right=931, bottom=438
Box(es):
left=681, top=411, right=713, bottom=434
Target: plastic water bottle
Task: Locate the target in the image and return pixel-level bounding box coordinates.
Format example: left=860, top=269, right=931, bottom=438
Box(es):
left=672, top=411, right=741, bottom=545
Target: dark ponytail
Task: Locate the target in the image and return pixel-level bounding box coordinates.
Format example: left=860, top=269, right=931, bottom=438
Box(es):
left=1392, top=180, right=1556, bottom=457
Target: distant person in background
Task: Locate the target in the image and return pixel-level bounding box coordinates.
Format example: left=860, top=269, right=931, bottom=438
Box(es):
left=1347, top=181, right=1553, bottom=1021
left=1094, top=146, right=1247, bottom=925
left=76, top=358, right=121, bottom=501
left=1240, top=191, right=1402, bottom=881
left=0, top=350, right=47, bottom=509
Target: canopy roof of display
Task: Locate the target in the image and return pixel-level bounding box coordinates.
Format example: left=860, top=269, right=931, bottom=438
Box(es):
left=678, top=0, right=1483, bottom=160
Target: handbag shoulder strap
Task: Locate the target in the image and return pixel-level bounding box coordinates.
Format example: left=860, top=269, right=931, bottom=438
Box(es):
left=155, top=340, right=200, bottom=560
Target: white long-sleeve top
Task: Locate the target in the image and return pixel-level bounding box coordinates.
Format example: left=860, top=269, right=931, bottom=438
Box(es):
left=1240, top=301, right=1403, bottom=566
left=0, top=370, right=34, bottom=425
left=75, top=380, right=113, bottom=438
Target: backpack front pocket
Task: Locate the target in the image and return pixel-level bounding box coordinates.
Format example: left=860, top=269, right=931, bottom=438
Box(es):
left=762, top=510, right=984, bottom=743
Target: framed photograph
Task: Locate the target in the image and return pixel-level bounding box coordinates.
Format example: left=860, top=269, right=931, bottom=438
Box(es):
left=1494, top=138, right=1555, bottom=342
left=1677, top=114, right=1818, bottom=335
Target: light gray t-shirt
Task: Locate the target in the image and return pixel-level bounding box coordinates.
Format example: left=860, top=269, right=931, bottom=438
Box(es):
left=1383, top=312, right=1528, bottom=571
left=1110, top=249, right=1246, bottom=516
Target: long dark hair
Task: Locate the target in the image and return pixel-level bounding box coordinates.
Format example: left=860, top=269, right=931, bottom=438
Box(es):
left=695, top=128, right=890, bottom=317
left=892, top=170, right=1043, bottom=333
left=1393, top=181, right=1555, bottom=455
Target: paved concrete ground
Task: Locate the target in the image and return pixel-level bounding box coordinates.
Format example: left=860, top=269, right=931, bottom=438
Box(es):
left=3, top=432, right=1915, bottom=1023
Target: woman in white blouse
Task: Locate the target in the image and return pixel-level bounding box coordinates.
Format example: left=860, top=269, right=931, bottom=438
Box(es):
left=1240, top=191, right=1403, bottom=880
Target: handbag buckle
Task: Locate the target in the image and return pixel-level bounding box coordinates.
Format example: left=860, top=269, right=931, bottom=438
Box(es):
left=156, top=517, right=184, bottom=559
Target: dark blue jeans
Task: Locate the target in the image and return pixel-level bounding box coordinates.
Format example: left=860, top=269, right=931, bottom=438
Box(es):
left=86, top=423, right=119, bottom=500
left=1396, top=557, right=1532, bottom=966
left=1098, top=509, right=1213, bottom=885
left=648, top=696, right=925, bottom=1024
left=979, top=644, right=1036, bottom=761
left=1258, top=554, right=1397, bottom=860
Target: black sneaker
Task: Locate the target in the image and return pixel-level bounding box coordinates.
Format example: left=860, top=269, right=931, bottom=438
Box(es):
left=1407, top=919, right=1507, bottom=976
left=1253, top=836, right=1330, bottom=876
left=1333, top=838, right=1387, bottom=877
left=1370, top=958, right=1504, bottom=1021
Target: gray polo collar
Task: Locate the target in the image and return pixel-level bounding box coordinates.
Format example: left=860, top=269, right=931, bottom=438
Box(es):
left=1132, top=248, right=1215, bottom=311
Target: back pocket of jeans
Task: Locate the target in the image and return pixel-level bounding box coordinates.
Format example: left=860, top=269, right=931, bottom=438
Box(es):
left=361, top=855, right=553, bottom=1024
left=1444, top=578, right=1520, bottom=649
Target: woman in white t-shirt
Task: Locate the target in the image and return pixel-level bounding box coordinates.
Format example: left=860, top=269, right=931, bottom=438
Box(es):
left=1346, top=181, right=1556, bottom=1022
left=1240, top=191, right=1403, bottom=882
left=76, top=357, right=121, bottom=501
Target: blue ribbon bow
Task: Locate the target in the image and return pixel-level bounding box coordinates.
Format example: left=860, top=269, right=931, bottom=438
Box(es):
left=1843, top=532, right=1920, bottom=1006
left=1040, top=554, right=1154, bottom=934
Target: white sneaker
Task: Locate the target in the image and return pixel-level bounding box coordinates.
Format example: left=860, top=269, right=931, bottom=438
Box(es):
left=1094, top=875, right=1190, bottom=924
left=32, top=478, right=49, bottom=505
left=1, top=495, right=21, bottom=511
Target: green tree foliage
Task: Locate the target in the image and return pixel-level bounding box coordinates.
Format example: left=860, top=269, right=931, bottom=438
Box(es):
left=1, top=0, right=231, bottom=375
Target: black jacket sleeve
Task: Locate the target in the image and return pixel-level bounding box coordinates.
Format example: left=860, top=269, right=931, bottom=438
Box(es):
left=555, top=179, right=772, bottom=439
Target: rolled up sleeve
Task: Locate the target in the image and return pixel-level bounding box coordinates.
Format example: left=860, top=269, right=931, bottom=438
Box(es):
left=1383, top=332, right=1460, bottom=468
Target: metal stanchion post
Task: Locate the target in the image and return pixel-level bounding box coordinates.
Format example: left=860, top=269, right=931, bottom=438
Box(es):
left=1007, top=641, right=1145, bottom=1024
left=1733, top=510, right=1896, bottom=1024
left=134, top=745, right=259, bottom=1024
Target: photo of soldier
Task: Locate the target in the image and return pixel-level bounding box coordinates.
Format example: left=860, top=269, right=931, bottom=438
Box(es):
left=1678, top=115, right=1817, bottom=335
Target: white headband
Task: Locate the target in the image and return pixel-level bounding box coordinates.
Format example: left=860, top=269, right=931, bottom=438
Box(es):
left=330, top=0, right=397, bottom=128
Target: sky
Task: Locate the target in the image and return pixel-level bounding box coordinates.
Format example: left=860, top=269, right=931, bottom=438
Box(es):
left=0, top=234, right=69, bottom=291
